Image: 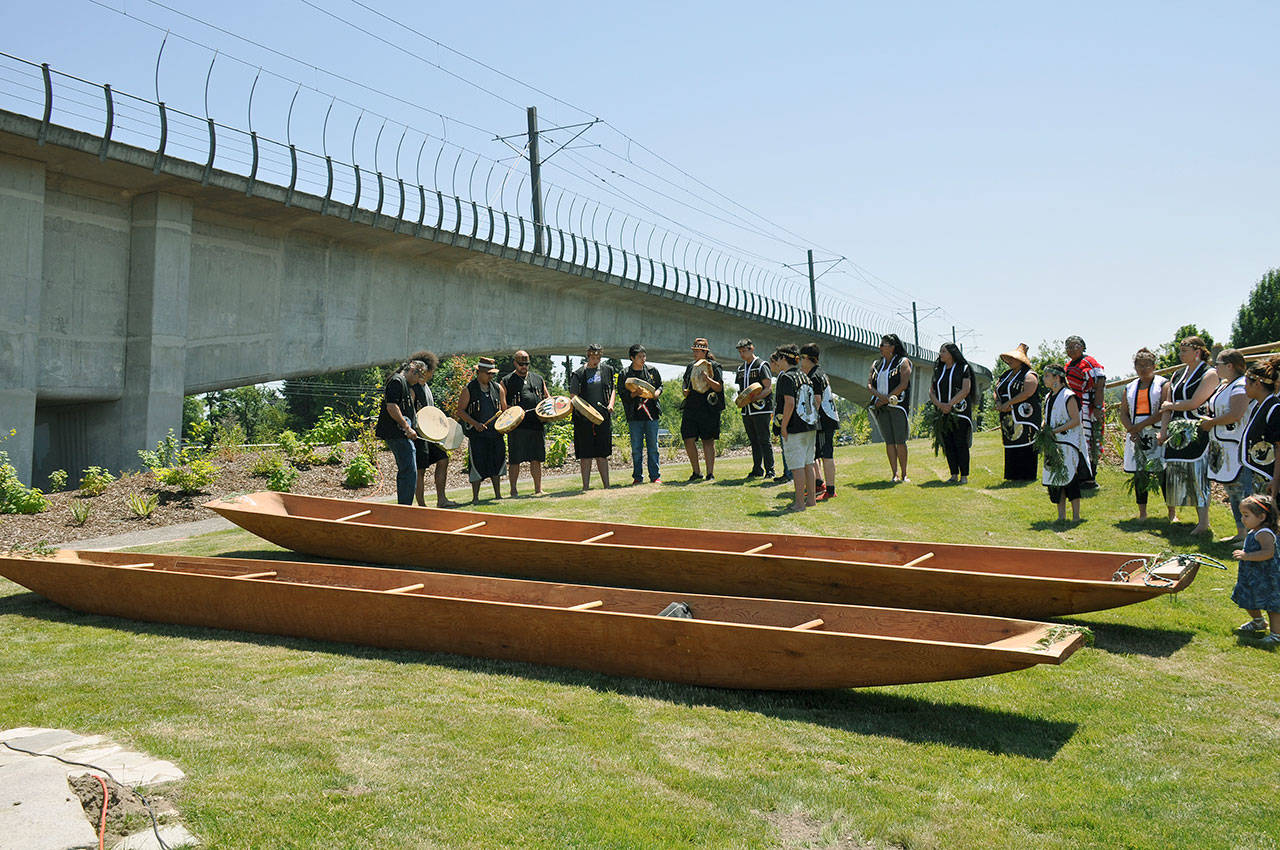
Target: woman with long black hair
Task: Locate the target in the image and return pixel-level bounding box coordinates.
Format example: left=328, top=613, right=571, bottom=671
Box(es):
left=867, top=333, right=913, bottom=483
left=928, top=343, right=974, bottom=483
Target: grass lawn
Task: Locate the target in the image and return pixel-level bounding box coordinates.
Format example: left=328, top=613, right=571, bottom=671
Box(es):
left=2, top=431, right=1278, bottom=849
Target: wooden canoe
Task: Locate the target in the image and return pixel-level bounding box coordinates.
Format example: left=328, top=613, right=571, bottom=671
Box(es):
left=204, top=492, right=1194, bottom=618
left=0, top=550, right=1087, bottom=690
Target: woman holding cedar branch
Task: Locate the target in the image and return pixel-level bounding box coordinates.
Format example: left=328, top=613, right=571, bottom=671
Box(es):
left=1159, top=335, right=1218, bottom=535
left=1118, top=348, right=1168, bottom=521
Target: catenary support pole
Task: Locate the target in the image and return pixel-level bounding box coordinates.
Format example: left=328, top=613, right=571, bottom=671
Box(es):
left=527, top=106, right=544, bottom=256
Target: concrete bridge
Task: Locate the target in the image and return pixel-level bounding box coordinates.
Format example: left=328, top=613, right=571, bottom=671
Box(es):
left=1, top=103, right=986, bottom=486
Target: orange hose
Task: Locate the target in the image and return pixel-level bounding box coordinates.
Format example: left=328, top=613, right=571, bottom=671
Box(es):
left=96, top=774, right=108, bottom=850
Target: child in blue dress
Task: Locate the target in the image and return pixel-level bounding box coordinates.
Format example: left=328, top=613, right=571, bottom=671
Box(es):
left=1231, top=494, right=1280, bottom=645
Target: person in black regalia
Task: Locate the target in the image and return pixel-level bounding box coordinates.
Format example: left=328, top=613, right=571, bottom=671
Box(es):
left=499, top=350, right=550, bottom=497
left=569, top=343, right=616, bottom=490
left=993, top=343, right=1041, bottom=482
left=455, top=356, right=507, bottom=503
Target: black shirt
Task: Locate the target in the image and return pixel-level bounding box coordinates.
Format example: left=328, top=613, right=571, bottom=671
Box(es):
left=776, top=367, right=814, bottom=433
left=734, top=356, right=773, bottom=415
left=618, top=365, right=663, bottom=421
left=570, top=364, right=616, bottom=417
left=682, top=360, right=725, bottom=410
left=374, top=372, right=416, bottom=439
left=500, top=370, right=547, bottom=431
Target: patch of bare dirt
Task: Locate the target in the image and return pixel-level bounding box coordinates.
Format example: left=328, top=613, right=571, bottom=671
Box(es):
left=68, top=773, right=178, bottom=847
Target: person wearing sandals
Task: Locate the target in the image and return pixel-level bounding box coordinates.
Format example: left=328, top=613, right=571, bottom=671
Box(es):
left=928, top=343, right=974, bottom=484
left=1200, top=348, right=1252, bottom=541
left=1118, top=348, right=1168, bottom=521
left=1230, top=494, right=1280, bottom=646
left=993, top=343, right=1041, bottom=482
left=1158, top=336, right=1218, bottom=535
left=1041, top=364, right=1088, bottom=522
left=867, top=333, right=912, bottom=483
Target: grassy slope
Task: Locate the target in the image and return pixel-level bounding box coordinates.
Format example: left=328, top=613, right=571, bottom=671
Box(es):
left=2, top=432, right=1278, bottom=849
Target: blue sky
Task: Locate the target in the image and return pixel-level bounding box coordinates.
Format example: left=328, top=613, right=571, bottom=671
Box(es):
left=4, top=1, right=1277, bottom=377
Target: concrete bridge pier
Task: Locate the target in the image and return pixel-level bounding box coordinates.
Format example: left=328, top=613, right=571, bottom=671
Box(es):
left=0, top=153, right=42, bottom=485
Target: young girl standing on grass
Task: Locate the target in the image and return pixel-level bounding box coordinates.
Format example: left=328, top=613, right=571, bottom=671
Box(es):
left=1231, top=494, right=1280, bottom=645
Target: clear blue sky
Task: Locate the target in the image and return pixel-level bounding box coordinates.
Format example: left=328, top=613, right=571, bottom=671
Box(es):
left=5, top=1, right=1277, bottom=377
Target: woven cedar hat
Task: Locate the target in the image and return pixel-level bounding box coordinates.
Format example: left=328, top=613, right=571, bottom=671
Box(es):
left=999, top=343, right=1032, bottom=369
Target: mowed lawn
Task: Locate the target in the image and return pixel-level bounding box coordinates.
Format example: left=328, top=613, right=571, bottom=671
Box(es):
left=2, top=431, right=1278, bottom=849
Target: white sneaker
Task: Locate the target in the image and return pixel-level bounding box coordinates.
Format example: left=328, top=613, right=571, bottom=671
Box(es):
left=1237, top=617, right=1268, bottom=634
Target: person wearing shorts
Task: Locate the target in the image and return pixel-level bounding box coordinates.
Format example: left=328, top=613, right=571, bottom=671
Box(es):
left=775, top=344, right=818, bottom=511
left=867, top=333, right=913, bottom=483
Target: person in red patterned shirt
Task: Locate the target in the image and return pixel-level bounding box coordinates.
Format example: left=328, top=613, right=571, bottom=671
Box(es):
left=1064, top=335, right=1105, bottom=488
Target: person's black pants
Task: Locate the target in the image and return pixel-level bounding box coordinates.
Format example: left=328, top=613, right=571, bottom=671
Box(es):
left=742, top=414, right=774, bottom=475
left=941, top=419, right=971, bottom=477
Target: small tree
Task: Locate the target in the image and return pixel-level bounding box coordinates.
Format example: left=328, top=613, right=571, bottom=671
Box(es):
left=1231, top=268, right=1280, bottom=349
left=1157, top=324, right=1216, bottom=369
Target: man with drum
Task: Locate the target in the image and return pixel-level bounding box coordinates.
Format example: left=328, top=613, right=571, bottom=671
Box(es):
left=734, top=338, right=774, bottom=480
left=682, top=338, right=725, bottom=481
left=409, top=350, right=458, bottom=508
left=374, top=358, right=430, bottom=506
left=455, top=356, right=507, bottom=503
left=499, top=350, right=550, bottom=497
left=569, top=343, right=617, bottom=490
left=619, top=343, right=664, bottom=485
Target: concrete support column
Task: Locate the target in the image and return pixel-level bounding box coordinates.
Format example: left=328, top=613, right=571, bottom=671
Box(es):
left=117, top=193, right=192, bottom=471
left=0, top=153, right=45, bottom=485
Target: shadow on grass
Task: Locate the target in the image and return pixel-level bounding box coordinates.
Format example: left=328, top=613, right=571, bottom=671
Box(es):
left=1061, top=618, right=1195, bottom=658
left=1029, top=519, right=1088, bottom=531
left=0, top=589, right=1076, bottom=759
left=985, top=479, right=1037, bottom=490
left=917, top=480, right=958, bottom=489
left=851, top=481, right=896, bottom=491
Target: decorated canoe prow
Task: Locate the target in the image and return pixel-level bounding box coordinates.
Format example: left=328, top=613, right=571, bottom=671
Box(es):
left=0, top=550, right=1090, bottom=691
left=204, top=492, right=1210, bottom=618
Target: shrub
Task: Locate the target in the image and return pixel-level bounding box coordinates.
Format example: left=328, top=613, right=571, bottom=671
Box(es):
left=251, top=451, right=286, bottom=477
left=127, top=493, right=159, bottom=518
left=267, top=463, right=299, bottom=492
left=78, top=467, right=115, bottom=497
left=152, top=460, right=221, bottom=495
left=47, top=469, right=68, bottom=491
left=138, top=429, right=189, bottom=470
left=545, top=420, right=571, bottom=468
left=356, top=425, right=381, bottom=464
left=305, top=407, right=352, bottom=446
left=68, top=500, right=91, bottom=526
left=0, top=441, right=51, bottom=514
left=319, top=445, right=345, bottom=466
left=343, top=454, right=378, bottom=488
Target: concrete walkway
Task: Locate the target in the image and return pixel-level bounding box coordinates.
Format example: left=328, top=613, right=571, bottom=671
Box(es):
left=53, top=516, right=235, bottom=552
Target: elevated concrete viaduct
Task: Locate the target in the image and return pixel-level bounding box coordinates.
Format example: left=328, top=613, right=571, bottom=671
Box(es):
left=1, top=110, right=985, bottom=486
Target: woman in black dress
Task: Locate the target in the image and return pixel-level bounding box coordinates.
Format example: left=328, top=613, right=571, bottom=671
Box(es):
left=993, top=343, right=1040, bottom=481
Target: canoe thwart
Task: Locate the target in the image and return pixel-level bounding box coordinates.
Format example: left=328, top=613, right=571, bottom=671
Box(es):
left=231, top=571, right=278, bottom=580
left=743, top=542, right=773, bottom=555
left=115, top=562, right=155, bottom=569
left=385, top=583, right=425, bottom=594
left=335, top=509, right=372, bottom=522
left=568, top=600, right=603, bottom=610
left=902, top=552, right=935, bottom=568
left=793, top=618, right=824, bottom=631
left=451, top=521, right=487, bottom=534
left=581, top=531, right=614, bottom=544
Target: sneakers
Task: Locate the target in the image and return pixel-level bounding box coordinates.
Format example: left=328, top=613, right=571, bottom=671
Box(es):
left=1237, top=617, right=1268, bottom=635
left=746, top=471, right=761, bottom=480
left=705, top=474, right=715, bottom=482
left=688, top=473, right=704, bottom=482
left=773, top=473, right=792, bottom=483
left=1262, top=633, right=1280, bottom=646
left=650, top=477, right=661, bottom=484
left=632, top=477, right=643, bottom=485
left=820, top=486, right=836, bottom=500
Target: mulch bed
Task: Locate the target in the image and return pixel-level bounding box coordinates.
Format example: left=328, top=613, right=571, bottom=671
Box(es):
left=1, top=442, right=751, bottom=550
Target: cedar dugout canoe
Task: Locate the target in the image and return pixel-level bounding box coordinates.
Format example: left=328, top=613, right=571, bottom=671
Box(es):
left=0, top=550, right=1086, bottom=690
left=204, top=492, right=1195, bottom=618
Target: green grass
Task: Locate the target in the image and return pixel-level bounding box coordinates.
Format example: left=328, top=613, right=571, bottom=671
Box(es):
left=3, top=431, right=1278, bottom=849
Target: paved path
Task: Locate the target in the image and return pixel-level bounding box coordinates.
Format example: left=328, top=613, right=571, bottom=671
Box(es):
left=52, top=516, right=235, bottom=552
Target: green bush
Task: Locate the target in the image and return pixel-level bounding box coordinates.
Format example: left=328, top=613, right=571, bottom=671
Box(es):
left=267, top=463, right=299, bottom=493
left=127, top=492, right=159, bottom=518
left=318, top=445, right=345, bottom=466
left=343, top=454, right=378, bottom=488
left=305, top=407, right=352, bottom=446
left=68, top=500, right=91, bottom=526
left=545, top=420, right=571, bottom=468
left=138, top=429, right=189, bottom=469
left=251, top=451, right=286, bottom=477
left=152, top=460, right=221, bottom=495
left=47, top=469, right=68, bottom=491
left=78, top=466, right=115, bottom=497
left=0, top=436, right=51, bottom=514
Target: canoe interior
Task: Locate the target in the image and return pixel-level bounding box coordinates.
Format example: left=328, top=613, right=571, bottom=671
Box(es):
left=210, top=491, right=1153, bottom=582
left=18, top=550, right=1073, bottom=653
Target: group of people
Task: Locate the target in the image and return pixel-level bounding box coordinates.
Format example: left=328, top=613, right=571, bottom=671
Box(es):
left=373, top=337, right=847, bottom=513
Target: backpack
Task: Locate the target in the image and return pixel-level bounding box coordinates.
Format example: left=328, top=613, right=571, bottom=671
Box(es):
left=819, top=380, right=839, bottom=426
left=794, top=373, right=819, bottom=426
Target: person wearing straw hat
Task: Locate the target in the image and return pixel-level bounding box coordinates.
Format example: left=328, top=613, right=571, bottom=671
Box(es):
left=456, top=356, right=507, bottom=503
left=867, top=333, right=913, bottom=483
left=681, top=337, right=725, bottom=481
left=734, top=338, right=775, bottom=480
left=374, top=357, right=430, bottom=506
left=993, top=343, right=1041, bottom=482
left=569, top=343, right=617, bottom=490
left=409, top=350, right=459, bottom=508
left=1063, top=336, right=1106, bottom=489
left=499, top=350, right=551, bottom=497
left=618, top=343, right=664, bottom=485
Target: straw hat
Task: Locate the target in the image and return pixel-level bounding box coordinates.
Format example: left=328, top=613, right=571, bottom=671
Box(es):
left=1000, top=343, right=1032, bottom=369
left=475, top=356, right=499, bottom=373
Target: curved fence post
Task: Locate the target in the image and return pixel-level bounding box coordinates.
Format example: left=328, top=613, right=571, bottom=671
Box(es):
left=151, top=102, right=167, bottom=173
left=321, top=156, right=334, bottom=215
left=246, top=132, right=259, bottom=197
left=98, top=84, right=113, bottom=161
left=416, top=185, right=427, bottom=236
left=285, top=145, right=297, bottom=207
left=348, top=165, right=362, bottom=222
left=395, top=178, right=405, bottom=232
left=201, top=118, right=215, bottom=186
left=373, top=171, right=385, bottom=229
left=37, top=63, right=52, bottom=145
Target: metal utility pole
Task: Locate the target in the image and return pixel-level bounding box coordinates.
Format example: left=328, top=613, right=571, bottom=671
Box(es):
left=527, top=106, right=544, bottom=255
left=952, top=325, right=956, bottom=344
left=807, top=250, right=818, bottom=331
left=911, top=301, right=920, bottom=349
